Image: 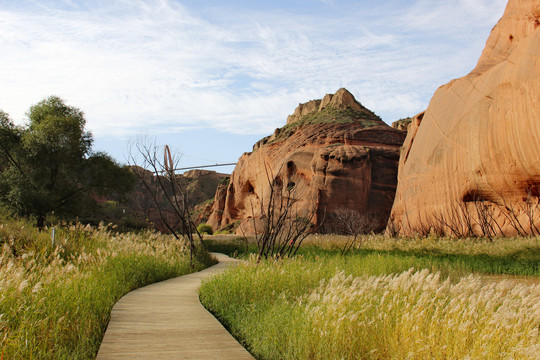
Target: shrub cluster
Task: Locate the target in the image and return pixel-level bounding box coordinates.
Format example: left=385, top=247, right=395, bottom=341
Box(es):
left=197, top=223, right=214, bottom=235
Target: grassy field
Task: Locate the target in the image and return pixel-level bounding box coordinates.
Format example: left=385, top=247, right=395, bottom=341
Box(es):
left=0, top=217, right=214, bottom=359
left=200, top=235, right=540, bottom=360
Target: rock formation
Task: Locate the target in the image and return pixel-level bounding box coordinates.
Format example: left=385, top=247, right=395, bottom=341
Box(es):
left=207, top=88, right=406, bottom=234
left=391, top=118, right=412, bottom=132
left=192, top=177, right=229, bottom=225
left=388, top=0, right=540, bottom=236
left=180, top=169, right=229, bottom=207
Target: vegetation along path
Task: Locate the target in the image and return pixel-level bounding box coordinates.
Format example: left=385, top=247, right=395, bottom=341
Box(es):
left=96, top=253, right=254, bottom=359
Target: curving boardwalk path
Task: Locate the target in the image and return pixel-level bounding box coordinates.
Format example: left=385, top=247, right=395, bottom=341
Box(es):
left=96, top=253, right=254, bottom=359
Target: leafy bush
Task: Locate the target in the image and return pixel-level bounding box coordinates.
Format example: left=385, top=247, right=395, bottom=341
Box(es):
left=197, top=223, right=214, bottom=235
left=219, top=177, right=230, bottom=186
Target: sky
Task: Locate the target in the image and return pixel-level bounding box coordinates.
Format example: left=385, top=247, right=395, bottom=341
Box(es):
left=0, top=0, right=508, bottom=173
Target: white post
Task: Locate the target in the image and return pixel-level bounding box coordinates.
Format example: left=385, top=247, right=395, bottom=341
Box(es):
left=51, top=227, right=56, bottom=247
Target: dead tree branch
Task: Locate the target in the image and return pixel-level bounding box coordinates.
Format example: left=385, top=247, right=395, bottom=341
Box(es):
left=127, top=138, right=205, bottom=265
left=251, top=163, right=319, bottom=261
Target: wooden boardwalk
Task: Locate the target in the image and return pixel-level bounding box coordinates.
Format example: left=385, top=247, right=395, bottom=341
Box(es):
left=96, top=253, right=254, bottom=359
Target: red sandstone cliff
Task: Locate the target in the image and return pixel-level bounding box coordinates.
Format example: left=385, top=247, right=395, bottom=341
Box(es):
left=208, top=89, right=406, bottom=234
left=388, top=0, right=540, bottom=236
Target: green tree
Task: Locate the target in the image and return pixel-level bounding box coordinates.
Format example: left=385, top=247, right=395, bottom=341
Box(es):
left=0, top=96, right=133, bottom=228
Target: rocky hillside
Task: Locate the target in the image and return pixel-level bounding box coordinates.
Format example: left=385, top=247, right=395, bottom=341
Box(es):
left=207, top=88, right=406, bottom=234
left=180, top=169, right=230, bottom=207
left=125, top=167, right=228, bottom=232
left=388, top=0, right=540, bottom=236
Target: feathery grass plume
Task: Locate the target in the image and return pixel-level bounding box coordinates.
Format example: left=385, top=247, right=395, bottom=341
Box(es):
left=0, top=218, right=214, bottom=359
left=200, top=243, right=539, bottom=360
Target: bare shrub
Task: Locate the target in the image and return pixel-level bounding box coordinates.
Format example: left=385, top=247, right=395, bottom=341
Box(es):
left=385, top=217, right=400, bottom=238
left=249, top=164, right=320, bottom=261
left=128, top=138, right=205, bottom=265
left=433, top=201, right=475, bottom=238
left=332, top=209, right=374, bottom=255
left=523, top=186, right=540, bottom=235
left=500, top=186, right=540, bottom=237
left=472, top=198, right=498, bottom=239
left=500, top=199, right=528, bottom=237
left=402, top=208, right=433, bottom=237
left=397, top=185, right=540, bottom=238
left=421, top=199, right=500, bottom=240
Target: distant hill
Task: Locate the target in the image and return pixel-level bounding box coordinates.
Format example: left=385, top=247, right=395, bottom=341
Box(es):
left=180, top=169, right=230, bottom=207
left=94, top=167, right=228, bottom=232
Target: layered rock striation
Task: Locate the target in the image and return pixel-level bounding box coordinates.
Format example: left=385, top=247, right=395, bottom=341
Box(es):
left=388, top=0, right=540, bottom=236
left=207, top=89, right=406, bottom=234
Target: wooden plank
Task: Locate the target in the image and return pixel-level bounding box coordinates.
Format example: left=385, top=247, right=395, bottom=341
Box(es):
left=97, top=253, right=253, bottom=359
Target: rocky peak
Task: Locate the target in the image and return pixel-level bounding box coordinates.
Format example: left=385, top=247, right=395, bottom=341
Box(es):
left=286, top=88, right=369, bottom=124
left=322, top=88, right=366, bottom=112
left=254, top=89, right=384, bottom=151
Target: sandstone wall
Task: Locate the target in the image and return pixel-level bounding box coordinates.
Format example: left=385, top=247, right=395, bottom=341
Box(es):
left=388, top=0, right=540, bottom=236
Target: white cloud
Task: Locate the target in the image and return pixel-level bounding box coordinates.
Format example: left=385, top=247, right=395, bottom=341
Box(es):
left=0, top=0, right=508, bottom=139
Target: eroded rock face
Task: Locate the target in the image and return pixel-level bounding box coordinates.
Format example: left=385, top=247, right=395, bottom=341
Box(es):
left=208, top=89, right=406, bottom=234
left=388, top=0, right=540, bottom=236
left=391, top=118, right=412, bottom=132
left=181, top=169, right=229, bottom=207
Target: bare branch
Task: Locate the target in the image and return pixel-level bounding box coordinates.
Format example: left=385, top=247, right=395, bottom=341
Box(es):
left=249, top=162, right=320, bottom=261
left=127, top=137, right=205, bottom=265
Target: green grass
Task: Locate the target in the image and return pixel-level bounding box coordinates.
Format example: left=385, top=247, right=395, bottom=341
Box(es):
left=297, top=106, right=380, bottom=126
left=200, top=235, right=540, bottom=359
left=204, top=237, right=254, bottom=257
left=0, top=218, right=214, bottom=359
left=205, top=235, right=540, bottom=277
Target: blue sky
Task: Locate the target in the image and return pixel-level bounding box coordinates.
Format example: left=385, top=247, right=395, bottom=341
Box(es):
left=0, top=0, right=507, bottom=173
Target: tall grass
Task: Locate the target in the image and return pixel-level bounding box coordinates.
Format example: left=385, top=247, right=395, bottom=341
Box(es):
left=200, top=237, right=540, bottom=360
left=206, top=234, right=540, bottom=277
left=302, top=270, right=539, bottom=359
left=303, top=233, right=540, bottom=259
left=0, top=220, right=213, bottom=359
